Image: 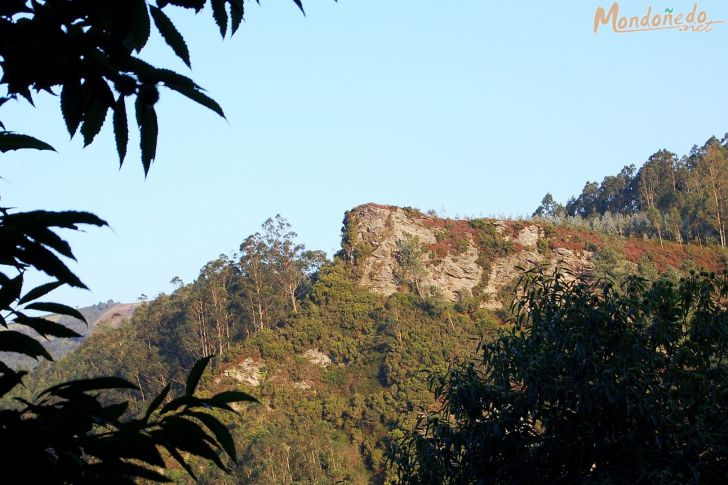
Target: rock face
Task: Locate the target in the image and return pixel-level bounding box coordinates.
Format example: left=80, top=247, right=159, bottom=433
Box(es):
left=223, top=358, right=264, bottom=387
left=302, top=349, right=332, bottom=368
left=344, top=205, right=483, bottom=301
left=342, top=204, right=595, bottom=309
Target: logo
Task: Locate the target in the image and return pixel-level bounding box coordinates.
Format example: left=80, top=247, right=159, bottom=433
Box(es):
left=593, top=2, right=725, bottom=33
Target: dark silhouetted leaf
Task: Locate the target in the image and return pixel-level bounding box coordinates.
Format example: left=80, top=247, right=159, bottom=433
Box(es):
left=0, top=368, right=26, bottom=397
left=3, top=210, right=107, bottom=231
left=80, top=99, right=109, bottom=147
left=0, top=274, right=22, bottom=309
left=113, top=96, right=129, bottom=166
left=162, top=0, right=205, bottom=11
left=18, top=87, right=34, bottom=106
left=13, top=315, right=82, bottom=338
left=135, top=98, right=158, bottom=175
left=25, top=302, right=86, bottom=323
left=18, top=281, right=63, bottom=305
left=100, top=401, right=129, bottom=421
left=150, top=6, right=191, bottom=67
left=162, top=83, right=225, bottom=119
left=49, top=211, right=106, bottom=229
left=152, top=68, right=199, bottom=89
left=209, top=390, right=259, bottom=405
left=186, top=355, right=212, bottom=396
left=0, top=330, right=52, bottom=360
left=292, top=0, right=306, bottom=15
left=144, top=383, right=171, bottom=422
left=61, top=81, right=83, bottom=136
left=129, top=0, right=151, bottom=53
left=24, top=227, right=74, bottom=259
left=89, top=430, right=166, bottom=468
left=189, top=411, right=237, bottom=461
left=211, top=0, right=228, bottom=37
left=0, top=132, right=55, bottom=152
left=160, top=395, right=201, bottom=415
left=16, top=241, right=86, bottom=288
left=155, top=417, right=226, bottom=470
left=229, top=0, right=244, bottom=34
left=165, top=446, right=197, bottom=480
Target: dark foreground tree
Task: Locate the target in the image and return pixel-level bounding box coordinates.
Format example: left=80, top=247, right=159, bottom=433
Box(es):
left=1, top=0, right=314, bottom=482
left=393, top=269, right=728, bottom=484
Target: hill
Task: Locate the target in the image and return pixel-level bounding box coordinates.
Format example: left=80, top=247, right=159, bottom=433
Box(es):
left=2, top=301, right=140, bottom=370
left=19, top=206, right=727, bottom=483
left=344, top=204, right=726, bottom=309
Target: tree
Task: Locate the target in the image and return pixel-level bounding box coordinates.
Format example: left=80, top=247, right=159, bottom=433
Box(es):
left=263, top=216, right=327, bottom=313
left=393, top=269, right=728, bottom=484
left=542, top=136, right=728, bottom=245
left=695, top=139, right=728, bottom=247
left=0, top=0, right=312, bottom=481
left=532, top=192, right=564, bottom=218
left=237, top=216, right=326, bottom=329
left=566, top=181, right=600, bottom=217
left=238, top=230, right=278, bottom=332
left=666, top=206, right=683, bottom=244
left=395, top=234, right=427, bottom=297
left=647, top=205, right=664, bottom=247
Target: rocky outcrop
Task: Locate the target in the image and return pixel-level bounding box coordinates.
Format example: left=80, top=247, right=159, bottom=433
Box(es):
left=302, top=349, right=332, bottom=368
left=343, top=204, right=596, bottom=309
left=223, top=358, right=265, bottom=387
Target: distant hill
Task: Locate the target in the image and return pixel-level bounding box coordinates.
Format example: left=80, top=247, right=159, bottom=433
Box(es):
left=3, top=301, right=141, bottom=370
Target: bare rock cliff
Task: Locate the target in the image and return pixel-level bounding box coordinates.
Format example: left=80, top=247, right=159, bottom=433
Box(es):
left=341, top=204, right=595, bottom=309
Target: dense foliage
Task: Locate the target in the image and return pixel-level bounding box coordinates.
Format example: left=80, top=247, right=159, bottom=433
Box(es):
left=535, top=135, right=728, bottom=247
left=393, top=269, right=728, bottom=484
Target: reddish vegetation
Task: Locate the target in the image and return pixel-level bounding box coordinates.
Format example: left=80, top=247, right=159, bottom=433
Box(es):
left=353, top=204, right=727, bottom=274
left=429, top=239, right=456, bottom=258
left=549, top=226, right=606, bottom=252
left=499, top=220, right=528, bottom=239
left=621, top=239, right=725, bottom=273
left=421, top=218, right=478, bottom=258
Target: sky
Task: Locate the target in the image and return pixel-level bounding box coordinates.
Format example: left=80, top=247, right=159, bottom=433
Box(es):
left=3, top=0, right=728, bottom=307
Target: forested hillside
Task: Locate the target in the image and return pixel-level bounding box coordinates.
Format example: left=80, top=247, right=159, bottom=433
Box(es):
left=24, top=215, right=498, bottom=483
left=20, top=200, right=727, bottom=483
left=534, top=134, right=728, bottom=247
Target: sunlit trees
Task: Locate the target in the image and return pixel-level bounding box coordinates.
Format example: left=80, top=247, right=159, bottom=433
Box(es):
left=264, top=216, right=327, bottom=313
left=393, top=270, right=728, bottom=484
left=557, top=135, right=728, bottom=246
left=696, top=139, right=728, bottom=247
left=238, top=216, right=326, bottom=330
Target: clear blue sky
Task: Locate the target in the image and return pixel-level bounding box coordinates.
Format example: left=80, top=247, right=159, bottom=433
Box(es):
left=3, top=0, right=728, bottom=307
